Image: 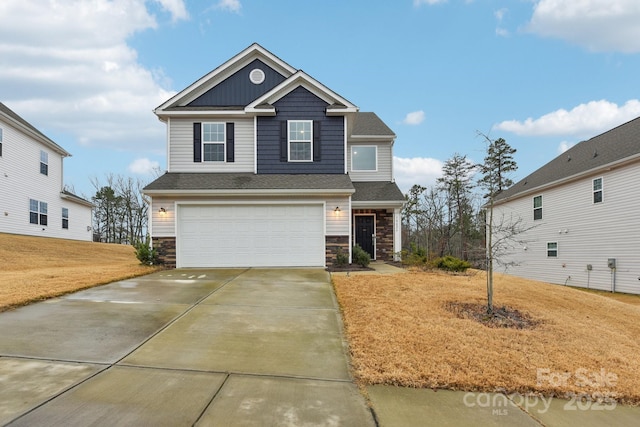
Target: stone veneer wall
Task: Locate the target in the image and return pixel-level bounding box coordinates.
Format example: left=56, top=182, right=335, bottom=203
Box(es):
left=153, top=237, right=176, bottom=268
left=353, top=209, right=395, bottom=261
left=325, top=235, right=349, bottom=267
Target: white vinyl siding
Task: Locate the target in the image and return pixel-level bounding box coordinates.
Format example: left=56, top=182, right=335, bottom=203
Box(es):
left=168, top=117, right=254, bottom=172
left=492, top=163, right=640, bottom=294
left=347, top=142, right=392, bottom=181
left=0, top=118, right=92, bottom=240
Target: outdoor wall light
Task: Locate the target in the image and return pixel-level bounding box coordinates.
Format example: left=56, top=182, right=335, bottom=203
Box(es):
left=159, top=207, right=167, bottom=215
left=334, top=206, right=341, bottom=214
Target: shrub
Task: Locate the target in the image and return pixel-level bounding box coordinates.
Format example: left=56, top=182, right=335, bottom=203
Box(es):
left=134, top=236, right=159, bottom=265
left=433, top=255, right=471, bottom=272
left=401, top=243, right=428, bottom=267
left=352, top=244, right=371, bottom=268
left=334, top=247, right=349, bottom=268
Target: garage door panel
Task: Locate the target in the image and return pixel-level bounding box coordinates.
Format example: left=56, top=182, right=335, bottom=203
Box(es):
left=178, top=204, right=324, bottom=268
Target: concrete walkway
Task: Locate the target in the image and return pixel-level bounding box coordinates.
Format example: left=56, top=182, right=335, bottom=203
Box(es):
left=0, top=268, right=374, bottom=426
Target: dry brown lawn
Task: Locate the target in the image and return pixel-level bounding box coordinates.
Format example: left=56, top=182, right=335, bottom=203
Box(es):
left=0, top=233, right=160, bottom=311
left=333, top=270, right=640, bottom=405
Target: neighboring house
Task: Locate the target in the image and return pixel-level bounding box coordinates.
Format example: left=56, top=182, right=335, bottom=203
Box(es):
left=0, top=102, right=93, bottom=241
left=492, top=116, right=640, bottom=294
left=143, top=43, right=404, bottom=268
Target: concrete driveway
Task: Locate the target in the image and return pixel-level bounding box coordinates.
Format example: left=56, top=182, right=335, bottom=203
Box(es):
left=0, top=268, right=375, bottom=426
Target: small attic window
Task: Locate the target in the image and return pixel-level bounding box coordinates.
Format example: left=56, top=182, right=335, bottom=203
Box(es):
left=249, top=68, right=265, bottom=85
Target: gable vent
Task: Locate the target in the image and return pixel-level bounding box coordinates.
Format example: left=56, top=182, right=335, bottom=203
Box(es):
left=249, top=68, right=265, bottom=85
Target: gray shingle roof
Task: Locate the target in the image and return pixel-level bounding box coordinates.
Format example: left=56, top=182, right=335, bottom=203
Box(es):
left=0, top=102, right=70, bottom=156
left=495, top=116, right=640, bottom=203
left=352, top=181, right=405, bottom=203
left=144, top=173, right=355, bottom=193
left=352, top=112, right=395, bottom=137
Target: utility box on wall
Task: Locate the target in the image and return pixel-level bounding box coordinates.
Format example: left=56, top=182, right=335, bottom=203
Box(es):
left=608, top=258, right=616, bottom=269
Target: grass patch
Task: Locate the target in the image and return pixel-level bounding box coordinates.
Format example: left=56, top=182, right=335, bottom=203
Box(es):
left=333, top=270, right=640, bottom=405
left=0, top=233, right=161, bottom=311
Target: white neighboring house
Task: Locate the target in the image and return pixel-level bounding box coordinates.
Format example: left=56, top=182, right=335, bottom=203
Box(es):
left=492, top=116, right=640, bottom=295
left=0, top=102, right=93, bottom=241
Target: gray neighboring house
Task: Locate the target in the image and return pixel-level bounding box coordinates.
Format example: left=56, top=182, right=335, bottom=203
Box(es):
left=492, top=116, right=640, bottom=294
left=0, top=102, right=93, bottom=241
left=144, top=43, right=404, bottom=268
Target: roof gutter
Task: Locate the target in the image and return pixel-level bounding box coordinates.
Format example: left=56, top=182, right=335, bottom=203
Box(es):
left=143, top=188, right=356, bottom=197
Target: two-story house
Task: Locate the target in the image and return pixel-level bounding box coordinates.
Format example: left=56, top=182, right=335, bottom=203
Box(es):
left=492, top=116, right=640, bottom=294
left=0, top=102, right=93, bottom=241
left=143, top=44, right=404, bottom=268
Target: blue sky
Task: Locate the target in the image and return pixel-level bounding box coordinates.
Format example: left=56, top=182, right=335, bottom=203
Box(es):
left=1, top=0, right=639, bottom=198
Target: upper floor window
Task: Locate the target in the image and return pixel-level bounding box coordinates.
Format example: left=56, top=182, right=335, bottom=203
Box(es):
left=547, top=242, right=558, bottom=258
left=533, top=195, right=542, bottom=220
left=288, top=120, right=312, bottom=162
left=0, top=127, right=3, bottom=156
left=202, top=123, right=225, bottom=162
left=593, top=177, right=603, bottom=204
left=351, top=146, right=377, bottom=171
left=29, top=199, right=48, bottom=226
left=40, top=150, right=48, bottom=175
left=62, top=207, right=69, bottom=229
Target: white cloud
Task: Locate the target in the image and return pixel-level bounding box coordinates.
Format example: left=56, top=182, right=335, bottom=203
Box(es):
left=154, top=0, right=189, bottom=21
left=494, top=99, right=640, bottom=137
left=129, top=158, right=161, bottom=175
left=557, top=141, right=575, bottom=154
left=495, top=28, right=509, bottom=37
left=494, top=8, right=507, bottom=21
left=393, top=156, right=443, bottom=193
left=527, top=0, right=640, bottom=53
left=402, top=110, right=426, bottom=125
left=217, top=0, right=242, bottom=13
left=414, top=0, right=447, bottom=6
left=0, top=0, right=182, bottom=152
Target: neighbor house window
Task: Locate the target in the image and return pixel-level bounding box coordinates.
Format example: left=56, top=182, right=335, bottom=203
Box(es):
left=29, top=199, right=47, bottom=226
left=547, top=242, right=558, bottom=258
left=533, top=195, right=542, bottom=220
left=593, top=177, right=603, bottom=204
left=288, top=120, right=312, bottom=161
left=62, top=207, right=69, bottom=229
left=0, top=127, right=3, bottom=156
left=351, top=146, right=377, bottom=171
left=202, top=122, right=225, bottom=162
left=40, top=150, right=48, bottom=175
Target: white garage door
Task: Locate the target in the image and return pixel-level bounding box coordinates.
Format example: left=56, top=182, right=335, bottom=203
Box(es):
left=177, top=204, right=325, bottom=268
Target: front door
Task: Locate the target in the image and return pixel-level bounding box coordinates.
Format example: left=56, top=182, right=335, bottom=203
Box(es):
left=355, top=215, right=375, bottom=259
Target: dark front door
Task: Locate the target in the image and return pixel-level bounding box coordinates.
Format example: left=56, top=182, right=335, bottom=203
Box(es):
left=355, top=215, right=375, bottom=259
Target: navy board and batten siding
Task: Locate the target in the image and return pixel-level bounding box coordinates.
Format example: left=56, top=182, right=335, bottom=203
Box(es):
left=257, top=87, right=345, bottom=174
left=189, top=59, right=286, bottom=107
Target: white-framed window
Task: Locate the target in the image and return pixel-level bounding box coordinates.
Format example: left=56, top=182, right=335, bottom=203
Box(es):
left=62, top=207, right=69, bottom=229
left=593, top=177, right=603, bottom=204
left=351, top=146, right=377, bottom=171
left=29, top=199, right=47, bottom=226
left=0, top=127, right=3, bottom=157
left=40, top=150, right=48, bottom=175
left=547, top=242, right=558, bottom=258
left=288, top=120, right=312, bottom=162
left=202, top=122, right=225, bottom=162
left=533, top=195, right=542, bottom=220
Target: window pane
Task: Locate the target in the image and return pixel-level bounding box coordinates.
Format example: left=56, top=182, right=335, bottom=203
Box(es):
left=290, top=142, right=311, bottom=160
left=203, top=123, right=225, bottom=142
left=30, top=212, right=38, bottom=224
left=203, top=143, right=224, bottom=161
left=593, top=178, right=602, bottom=191
left=30, top=199, right=38, bottom=212
left=289, top=121, right=311, bottom=141
left=352, top=146, right=376, bottom=171
left=40, top=214, right=48, bottom=226
left=594, top=191, right=603, bottom=204
left=40, top=162, right=48, bottom=175
left=534, top=209, right=542, bottom=220
left=62, top=208, right=69, bottom=218
left=533, top=196, right=542, bottom=208
left=40, top=150, right=48, bottom=163
left=40, top=202, right=47, bottom=214
left=547, top=242, right=558, bottom=257
left=62, top=219, right=69, bottom=229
